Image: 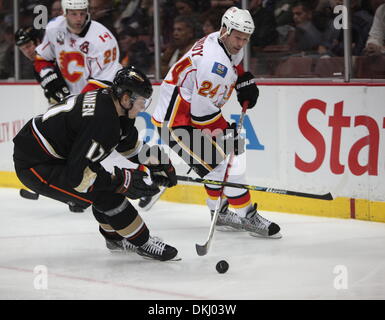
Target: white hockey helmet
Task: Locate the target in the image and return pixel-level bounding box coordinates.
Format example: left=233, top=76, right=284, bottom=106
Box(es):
left=221, top=7, right=255, bottom=35
left=61, top=0, right=89, bottom=13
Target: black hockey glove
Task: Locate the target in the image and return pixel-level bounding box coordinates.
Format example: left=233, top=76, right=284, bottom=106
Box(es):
left=235, top=71, right=259, bottom=109
left=148, top=163, right=177, bottom=188
left=221, top=122, right=245, bottom=156
left=143, top=146, right=177, bottom=188
left=112, top=166, right=160, bottom=200
left=40, top=70, right=70, bottom=103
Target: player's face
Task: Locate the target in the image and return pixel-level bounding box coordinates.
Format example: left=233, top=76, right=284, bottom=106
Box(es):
left=222, top=30, right=250, bottom=55
left=120, top=93, right=152, bottom=119
left=19, top=41, right=37, bottom=61
left=65, top=9, right=88, bottom=34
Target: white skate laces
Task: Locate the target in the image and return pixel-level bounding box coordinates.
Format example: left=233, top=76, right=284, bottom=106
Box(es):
left=212, top=200, right=244, bottom=231
left=106, top=238, right=137, bottom=253
left=140, top=237, right=166, bottom=256
left=121, top=238, right=137, bottom=252
left=212, top=201, right=282, bottom=238
left=137, top=236, right=179, bottom=261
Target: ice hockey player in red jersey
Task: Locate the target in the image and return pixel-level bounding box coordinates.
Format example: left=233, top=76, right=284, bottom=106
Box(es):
left=13, top=66, right=179, bottom=261
left=152, top=7, right=281, bottom=238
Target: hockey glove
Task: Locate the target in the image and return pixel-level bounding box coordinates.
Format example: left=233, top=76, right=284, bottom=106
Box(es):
left=221, top=122, right=245, bottom=156
left=40, top=70, right=70, bottom=103
left=235, top=71, right=259, bottom=109
left=144, top=146, right=177, bottom=188
left=148, top=163, right=177, bottom=188
left=112, top=166, right=160, bottom=200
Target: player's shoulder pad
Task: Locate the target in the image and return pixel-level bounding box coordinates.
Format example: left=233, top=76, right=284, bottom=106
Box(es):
left=45, top=15, right=66, bottom=32
left=90, top=21, right=117, bottom=42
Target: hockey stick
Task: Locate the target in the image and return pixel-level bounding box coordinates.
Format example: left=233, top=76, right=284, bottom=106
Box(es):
left=176, top=176, right=333, bottom=200
left=195, top=101, right=249, bottom=256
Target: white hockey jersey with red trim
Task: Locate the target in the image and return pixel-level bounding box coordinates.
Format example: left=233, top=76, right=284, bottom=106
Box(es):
left=152, top=31, right=243, bottom=132
left=35, top=15, right=121, bottom=94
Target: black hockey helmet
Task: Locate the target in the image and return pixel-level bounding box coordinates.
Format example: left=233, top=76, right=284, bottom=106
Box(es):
left=112, top=66, right=153, bottom=100
left=15, top=26, right=41, bottom=46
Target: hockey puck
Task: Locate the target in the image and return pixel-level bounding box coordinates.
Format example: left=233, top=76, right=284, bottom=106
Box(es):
left=216, top=260, right=229, bottom=274
left=19, top=189, right=39, bottom=200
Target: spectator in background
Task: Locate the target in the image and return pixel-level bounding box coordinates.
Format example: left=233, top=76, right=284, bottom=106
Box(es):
left=319, top=0, right=373, bottom=56
left=274, top=0, right=296, bottom=26
left=367, top=0, right=385, bottom=14
left=175, top=0, right=202, bottom=37
left=287, top=1, right=322, bottom=52
left=90, top=0, right=118, bottom=38
left=249, top=0, right=278, bottom=51
left=210, top=0, right=241, bottom=9
left=119, top=27, right=152, bottom=74
left=175, top=0, right=196, bottom=15
left=0, top=26, right=14, bottom=78
left=200, top=8, right=225, bottom=36
left=364, top=3, right=385, bottom=55
left=114, top=0, right=148, bottom=34
left=50, top=0, right=63, bottom=20
left=160, top=15, right=198, bottom=77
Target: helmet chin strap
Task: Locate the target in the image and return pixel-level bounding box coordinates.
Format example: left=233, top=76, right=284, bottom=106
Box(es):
left=218, top=30, right=232, bottom=56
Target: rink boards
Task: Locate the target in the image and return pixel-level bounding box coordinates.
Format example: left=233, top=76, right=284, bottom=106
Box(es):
left=0, top=82, right=384, bottom=222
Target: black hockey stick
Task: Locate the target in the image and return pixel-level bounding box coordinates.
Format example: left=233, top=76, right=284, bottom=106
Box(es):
left=19, top=189, right=39, bottom=200
left=195, top=101, right=249, bottom=256
left=176, top=176, right=333, bottom=200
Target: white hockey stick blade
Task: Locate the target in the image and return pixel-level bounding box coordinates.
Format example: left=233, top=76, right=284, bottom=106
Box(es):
left=196, top=206, right=220, bottom=256
left=196, top=242, right=209, bottom=256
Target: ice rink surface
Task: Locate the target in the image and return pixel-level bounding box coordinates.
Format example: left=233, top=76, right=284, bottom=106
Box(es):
left=0, top=188, right=384, bottom=300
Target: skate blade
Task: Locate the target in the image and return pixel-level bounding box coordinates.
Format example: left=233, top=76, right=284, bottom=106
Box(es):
left=140, top=255, right=182, bottom=262
left=108, top=248, right=137, bottom=254
left=216, top=225, right=245, bottom=232
left=249, top=231, right=282, bottom=239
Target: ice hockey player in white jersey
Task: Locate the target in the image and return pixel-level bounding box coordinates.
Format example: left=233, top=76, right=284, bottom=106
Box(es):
left=34, top=0, right=122, bottom=100
left=152, top=7, right=282, bottom=238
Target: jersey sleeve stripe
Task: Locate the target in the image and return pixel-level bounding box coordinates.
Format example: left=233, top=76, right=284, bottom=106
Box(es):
left=88, top=79, right=110, bottom=88
left=32, top=118, right=65, bottom=159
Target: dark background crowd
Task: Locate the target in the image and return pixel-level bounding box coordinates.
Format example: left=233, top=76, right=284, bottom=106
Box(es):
left=0, top=0, right=384, bottom=80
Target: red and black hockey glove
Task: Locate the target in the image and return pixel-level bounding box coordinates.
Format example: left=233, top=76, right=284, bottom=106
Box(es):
left=112, top=166, right=160, bottom=199
left=235, top=71, right=259, bottom=109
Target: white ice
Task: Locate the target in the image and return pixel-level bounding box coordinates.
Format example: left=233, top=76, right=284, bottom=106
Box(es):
left=0, top=188, right=384, bottom=300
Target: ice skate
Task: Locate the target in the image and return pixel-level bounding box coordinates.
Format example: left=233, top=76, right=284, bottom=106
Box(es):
left=136, top=236, right=180, bottom=261
left=105, top=238, right=137, bottom=253
left=243, top=203, right=282, bottom=238
left=211, top=199, right=244, bottom=232
left=138, top=186, right=166, bottom=211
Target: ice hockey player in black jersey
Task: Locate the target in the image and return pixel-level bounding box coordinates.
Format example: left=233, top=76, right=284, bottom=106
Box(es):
left=13, top=66, right=179, bottom=261
left=15, top=26, right=80, bottom=211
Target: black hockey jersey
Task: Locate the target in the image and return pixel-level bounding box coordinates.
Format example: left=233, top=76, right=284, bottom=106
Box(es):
left=13, top=88, right=138, bottom=192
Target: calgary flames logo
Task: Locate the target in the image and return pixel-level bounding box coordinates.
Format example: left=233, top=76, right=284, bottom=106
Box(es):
left=59, top=51, right=85, bottom=83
